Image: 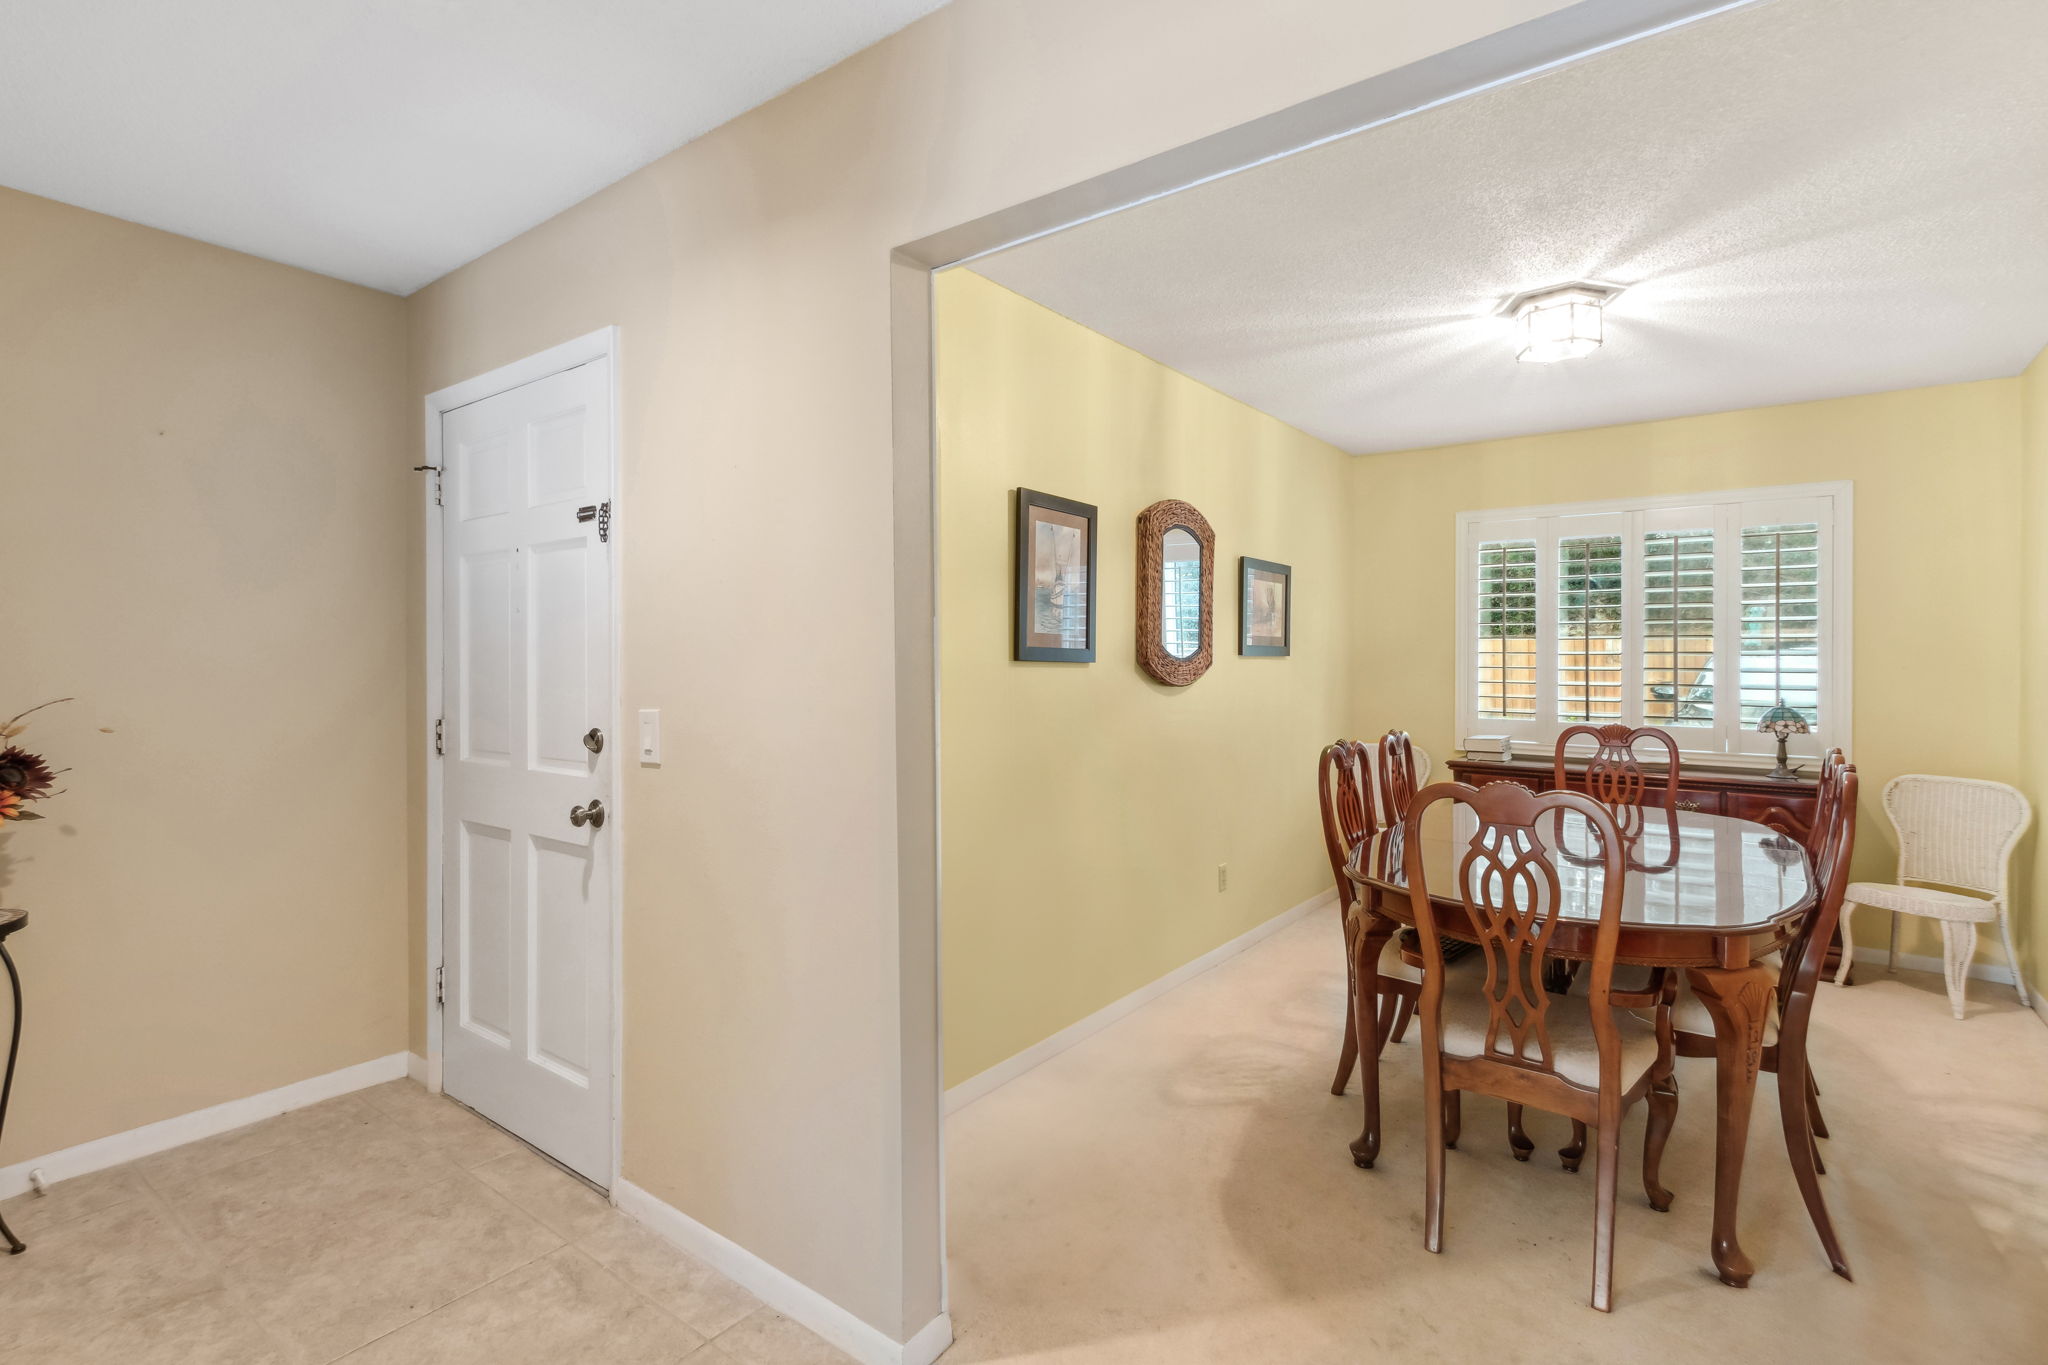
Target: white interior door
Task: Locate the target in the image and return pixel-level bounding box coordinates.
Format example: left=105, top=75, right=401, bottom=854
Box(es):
left=440, top=358, right=614, bottom=1186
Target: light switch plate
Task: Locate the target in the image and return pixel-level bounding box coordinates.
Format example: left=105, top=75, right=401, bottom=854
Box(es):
left=638, top=709, right=661, bottom=765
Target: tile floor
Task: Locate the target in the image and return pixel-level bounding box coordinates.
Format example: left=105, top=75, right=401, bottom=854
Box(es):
left=0, top=1081, right=855, bottom=1364
left=944, top=913, right=2048, bottom=1363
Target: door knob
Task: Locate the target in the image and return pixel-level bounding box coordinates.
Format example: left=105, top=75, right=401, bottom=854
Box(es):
left=569, top=799, right=607, bottom=830
left=583, top=727, right=605, bottom=754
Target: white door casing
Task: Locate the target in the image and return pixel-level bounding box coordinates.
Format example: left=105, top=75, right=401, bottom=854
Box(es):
left=439, top=356, right=616, bottom=1187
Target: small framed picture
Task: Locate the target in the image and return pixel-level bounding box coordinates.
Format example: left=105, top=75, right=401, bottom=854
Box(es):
left=1014, top=488, right=1097, bottom=662
left=1239, top=557, right=1291, bottom=657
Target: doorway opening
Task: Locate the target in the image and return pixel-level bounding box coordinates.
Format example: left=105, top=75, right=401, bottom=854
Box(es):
left=885, top=0, right=2022, bottom=1352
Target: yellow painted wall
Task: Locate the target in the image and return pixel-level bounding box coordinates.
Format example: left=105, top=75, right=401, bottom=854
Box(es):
left=0, top=187, right=412, bottom=1161
left=934, top=298, right=2046, bottom=1085
left=2019, top=344, right=2048, bottom=990
left=935, top=270, right=1352, bottom=1088
left=1349, top=379, right=2028, bottom=969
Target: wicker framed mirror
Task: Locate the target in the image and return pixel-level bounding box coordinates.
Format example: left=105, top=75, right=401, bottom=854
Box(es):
left=1137, top=499, right=1215, bottom=685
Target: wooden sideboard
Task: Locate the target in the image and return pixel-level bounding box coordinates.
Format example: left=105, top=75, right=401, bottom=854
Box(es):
left=1444, top=756, right=1843, bottom=978
left=1446, top=756, right=1820, bottom=841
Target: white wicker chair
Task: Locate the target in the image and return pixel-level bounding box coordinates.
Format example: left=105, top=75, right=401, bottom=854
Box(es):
left=1833, top=774, right=2032, bottom=1019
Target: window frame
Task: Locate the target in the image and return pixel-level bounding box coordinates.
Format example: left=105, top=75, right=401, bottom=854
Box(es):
left=1455, top=481, right=1853, bottom=768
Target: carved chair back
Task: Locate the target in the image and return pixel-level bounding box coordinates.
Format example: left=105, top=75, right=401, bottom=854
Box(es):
left=1404, top=781, right=1629, bottom=1093
left=1378, top=730, right=1421, bottom=824
left=1777, top=764, right=1859, bottom=1044
left=1318, top=740, right=1378, bottom=911
left=1552, top=724, right=1681, bottom=837
left=1807, top=749, right=1846, bottom=860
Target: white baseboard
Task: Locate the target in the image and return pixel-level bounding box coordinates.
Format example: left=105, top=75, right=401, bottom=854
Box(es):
left=1851, top=945, right=2017, bottom=986
left=944, top=888, right=1337, bottom=1115
left=615, top=1179, right=952, bottom=1365
left=0, top=1051, right=410, bottom=1200
left=897, top=1311, right=955, bottom=1365
left=1849, top=948, right=2045, bottom=1028
left=406, top=1051, right=432, bottom=1087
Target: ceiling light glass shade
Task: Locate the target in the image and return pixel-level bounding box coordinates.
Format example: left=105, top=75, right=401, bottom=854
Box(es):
left=1515, top=286, right=1606, bottom=363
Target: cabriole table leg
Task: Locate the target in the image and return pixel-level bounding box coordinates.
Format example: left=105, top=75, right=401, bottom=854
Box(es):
left=1348, top=912, right=1398, bottom=1169
left=1685, top=961, right=1776, bottom=1287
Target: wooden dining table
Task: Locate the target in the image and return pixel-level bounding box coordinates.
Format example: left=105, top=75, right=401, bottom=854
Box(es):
left=1343, top=803, right=1814, bottom=1288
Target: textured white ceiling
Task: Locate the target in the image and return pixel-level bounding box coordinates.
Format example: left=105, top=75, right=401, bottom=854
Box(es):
left=0, top=0, right=948, bottom=294
left=971, top=0, right=2048, bottom=454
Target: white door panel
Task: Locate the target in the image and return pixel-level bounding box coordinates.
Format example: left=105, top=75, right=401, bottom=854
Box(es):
left=441, top=358, right=614, bottom=1186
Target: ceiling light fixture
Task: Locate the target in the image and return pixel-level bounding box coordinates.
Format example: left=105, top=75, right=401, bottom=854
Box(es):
left=1500, top=281, right=1626, bottom=364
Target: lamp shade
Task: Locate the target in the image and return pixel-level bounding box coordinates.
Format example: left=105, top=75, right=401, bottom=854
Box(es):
left=1757, top=701, right=1811, bottom=738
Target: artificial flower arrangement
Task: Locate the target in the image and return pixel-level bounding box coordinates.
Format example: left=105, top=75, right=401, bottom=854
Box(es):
left=0, top=700, right=69, bottom=824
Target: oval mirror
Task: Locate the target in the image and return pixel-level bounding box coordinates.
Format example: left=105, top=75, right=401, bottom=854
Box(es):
left=1136, top=499, right=1214, bottom=686
left=1160, top=526, right=1202, bottom=659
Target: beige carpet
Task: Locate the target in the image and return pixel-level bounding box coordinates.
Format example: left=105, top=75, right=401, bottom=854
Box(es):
left=944, top=912, right=2048, bottom=1363
left=0, top=1080, right=851, bottom=1363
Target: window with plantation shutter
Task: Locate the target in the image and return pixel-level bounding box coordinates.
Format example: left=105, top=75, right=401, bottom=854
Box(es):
left=1557, top=533, right=1623, bottom=723
left=1457, top=484, right=1849, bottom=765
left=1643, top=528, right=1713, bottom=729
left=1475, top=539, right=1537, bottom=720
left=1740, top=523, right=1821, bottom=727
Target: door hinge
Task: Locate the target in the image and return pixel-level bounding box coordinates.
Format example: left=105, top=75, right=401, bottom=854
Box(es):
left=599, top=500, right=612, bottom=543
left=434, top=964, right=445, bottom=1008
left=414, top=464, right=443, bottom=506
left=434, top=717, right=444, bottom=757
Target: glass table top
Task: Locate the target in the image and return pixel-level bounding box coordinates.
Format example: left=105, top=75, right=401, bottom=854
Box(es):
left=1348, top=805, right=1813, bottom=936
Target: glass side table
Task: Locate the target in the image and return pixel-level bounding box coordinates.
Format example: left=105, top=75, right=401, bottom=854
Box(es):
left=0, top=909, right=25, bottom=1255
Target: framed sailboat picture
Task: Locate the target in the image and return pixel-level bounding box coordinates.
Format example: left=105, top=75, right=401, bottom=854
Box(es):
left=1014, top=488, right=1097, bottom=662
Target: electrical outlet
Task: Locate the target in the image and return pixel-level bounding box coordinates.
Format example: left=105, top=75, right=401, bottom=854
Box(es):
left=1217, top=863, right=1228, bottom=892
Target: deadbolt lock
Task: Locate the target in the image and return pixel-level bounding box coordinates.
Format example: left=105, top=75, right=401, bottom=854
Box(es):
left=583, top=727, right=604, bottom=754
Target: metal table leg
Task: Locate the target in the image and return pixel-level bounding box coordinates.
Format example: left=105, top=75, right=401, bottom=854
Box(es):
left=1, top=941, right=23, bottom=1254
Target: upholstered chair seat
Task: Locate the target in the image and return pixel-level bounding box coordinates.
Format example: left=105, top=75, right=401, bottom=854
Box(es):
left=1442, top=989, right=1663, bottom=1090
left=1375, top=934, right=1423, bottom=986
left=1667, top=976, right=1781, bottom=1048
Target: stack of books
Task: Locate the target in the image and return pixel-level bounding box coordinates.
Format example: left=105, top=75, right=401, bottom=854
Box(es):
left=1462, top=734, right=1514, bottom=760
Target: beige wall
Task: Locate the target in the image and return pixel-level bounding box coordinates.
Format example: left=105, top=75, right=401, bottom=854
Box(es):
left=2020, top=345, right=2048, bottom=990
left=1349, top=378, right=2028, bottom=968
left=935, top=270, right=1352, bottom=1087
left=0, top=187, right=411, bottom=1161
left=402, top=0, right=1584, bottom=1339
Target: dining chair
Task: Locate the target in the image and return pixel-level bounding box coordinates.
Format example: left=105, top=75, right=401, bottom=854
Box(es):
left=1541, top=725, right=1681, bottom=1004
left=1834, top=775, right=2032, bottom=1018
left=1402, top=780, right=1678, bottom=1312
left=1806, top=748, right=1847, bottom=861
left=1320, top=740, right=1421, bottom=1096
left=1669, top=759, right=1858, bottom=1279
left=1372, top=730, right=1429, bottom=823
left=1552, top=723, right=1681, bottom=840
